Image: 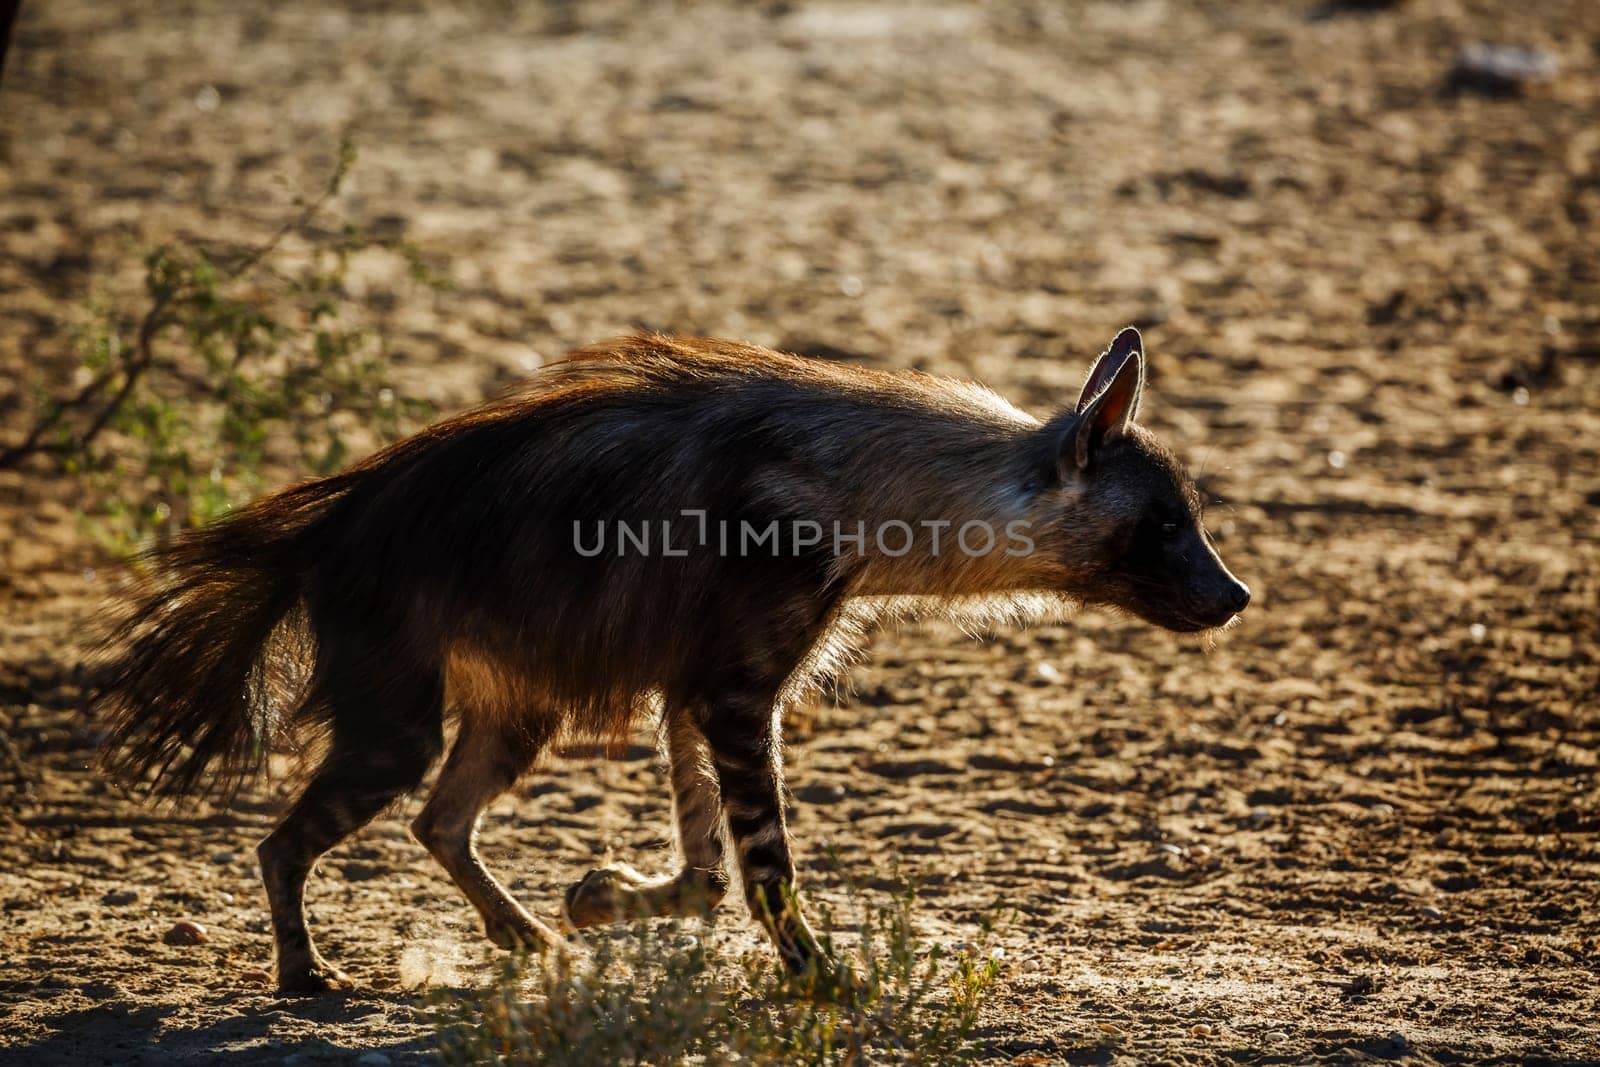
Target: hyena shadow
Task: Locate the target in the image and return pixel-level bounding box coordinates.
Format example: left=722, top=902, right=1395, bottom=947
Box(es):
left=0, top=992, right=437, bottom=1066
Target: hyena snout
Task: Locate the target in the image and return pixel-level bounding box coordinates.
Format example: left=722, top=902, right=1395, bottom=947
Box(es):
left=1184, top=561, right=1250, bottom=626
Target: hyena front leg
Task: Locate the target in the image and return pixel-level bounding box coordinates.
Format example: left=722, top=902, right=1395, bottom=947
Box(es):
left=703, top=688, right=827, bottom=975
left=565, top=707, right=730, bottom=928
left=411, top=716, right=564, bottom=953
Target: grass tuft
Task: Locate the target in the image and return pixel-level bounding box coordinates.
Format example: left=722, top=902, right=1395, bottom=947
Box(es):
left=433, top=875, right=1003, bottom=1066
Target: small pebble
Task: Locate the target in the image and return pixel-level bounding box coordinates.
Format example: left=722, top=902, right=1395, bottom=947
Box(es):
left=163, top=920, right=208, bottom=946
left=102, top=889, right=138, bottom=907
left=1265, top=1029, right=1290, bottom=1042
left=1420, top=905, right=1444, bottom=921
left=212, top=851, right=237, bottom=865
left=1448, top=43, right=1558, bottom=96
left=1096, top=1021, right=1124, bottom=1036
left=1190, top=1023, right=1214, bottom=1037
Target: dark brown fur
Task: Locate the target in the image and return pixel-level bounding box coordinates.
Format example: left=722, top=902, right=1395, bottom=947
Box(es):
left=94, top=329, right=1247, bottom=992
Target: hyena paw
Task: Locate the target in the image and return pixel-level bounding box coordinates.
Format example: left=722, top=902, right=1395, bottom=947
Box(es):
left=562, top=866, right=642, bottom=929
left=275, top=960, right=354, bottom=996
left=801, top=953, right=858, bottom=1003
left=484, top=913, right=560, bottom=953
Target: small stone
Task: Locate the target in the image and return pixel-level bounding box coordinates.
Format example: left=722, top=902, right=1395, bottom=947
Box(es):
left=1420, top=905, right=1444, bottom=921
left=1096, top=1021, right=1124, bottom=1036
left=1265, top=1030, right=1290, bottom=1042
left=163, top=920, right=208, bottom=946
left=1447, top=43, right=1558, bottom=97
left=1190, top=1023, right=1214, bottom=1037
left=102, top=889, right=138, bottom=907
left=212, top=851, right=236, bottom=865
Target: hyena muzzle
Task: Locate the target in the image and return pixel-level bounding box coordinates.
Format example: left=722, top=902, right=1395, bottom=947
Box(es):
left=95, top=327, right=1247, bottom=993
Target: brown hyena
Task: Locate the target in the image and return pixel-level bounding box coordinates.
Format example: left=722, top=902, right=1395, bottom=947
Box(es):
left=95, top=328, right=1248, bottom=993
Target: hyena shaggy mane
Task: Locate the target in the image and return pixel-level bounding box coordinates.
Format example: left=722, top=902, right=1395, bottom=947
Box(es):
left=95, top=328, right=1248, bottom=993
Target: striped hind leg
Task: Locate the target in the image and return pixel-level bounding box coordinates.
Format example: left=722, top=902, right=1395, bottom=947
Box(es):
left=257, top=676, right=444, bottom=995
left=411, top=715, right=563, bottom=952
left=564, top=707, right=731, bottom=928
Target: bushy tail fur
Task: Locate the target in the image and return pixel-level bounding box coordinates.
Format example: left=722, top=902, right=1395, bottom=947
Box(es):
left=95, top=472, right=359, bottom=798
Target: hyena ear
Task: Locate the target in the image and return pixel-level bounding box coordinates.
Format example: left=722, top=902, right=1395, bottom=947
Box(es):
left=1068, top=328, right=1144, bottom=472
left=1076, top=327, right=1144, bottom=414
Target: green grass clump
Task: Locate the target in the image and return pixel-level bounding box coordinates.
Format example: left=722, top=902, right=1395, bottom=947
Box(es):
left=434, top=878, right=1003, bottom=1066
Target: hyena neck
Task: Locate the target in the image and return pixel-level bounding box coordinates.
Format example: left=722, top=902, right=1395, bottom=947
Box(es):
left=832, top=421, right=1048, bottom=599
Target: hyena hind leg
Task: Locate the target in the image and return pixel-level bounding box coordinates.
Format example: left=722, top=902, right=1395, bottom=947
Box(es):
left=564, top=709, right=730, bottom=929
left=257, top=684, right=444, bottom=995
left=411, top=715, right=564, bottom=953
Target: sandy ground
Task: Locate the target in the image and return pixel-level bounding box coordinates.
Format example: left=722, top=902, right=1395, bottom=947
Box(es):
left=2, top=1, right=1598, bottom=1063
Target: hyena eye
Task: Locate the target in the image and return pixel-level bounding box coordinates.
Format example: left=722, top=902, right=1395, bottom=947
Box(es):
left=1160, top=521, right=1180, bottom=539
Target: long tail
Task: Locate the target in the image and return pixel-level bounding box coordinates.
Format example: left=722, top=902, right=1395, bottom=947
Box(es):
left=95, top=472, right=360, bottom=799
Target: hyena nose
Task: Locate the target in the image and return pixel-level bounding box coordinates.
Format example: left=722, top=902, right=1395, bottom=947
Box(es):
left=1224, top=578, right=1251, bottom=615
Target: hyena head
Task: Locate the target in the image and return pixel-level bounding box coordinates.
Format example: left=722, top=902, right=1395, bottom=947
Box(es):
left=1019, top=327, right=1250, bottom=632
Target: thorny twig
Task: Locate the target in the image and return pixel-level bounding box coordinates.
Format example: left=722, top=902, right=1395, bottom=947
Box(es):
left=0, top=140, right=355, bottom=471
